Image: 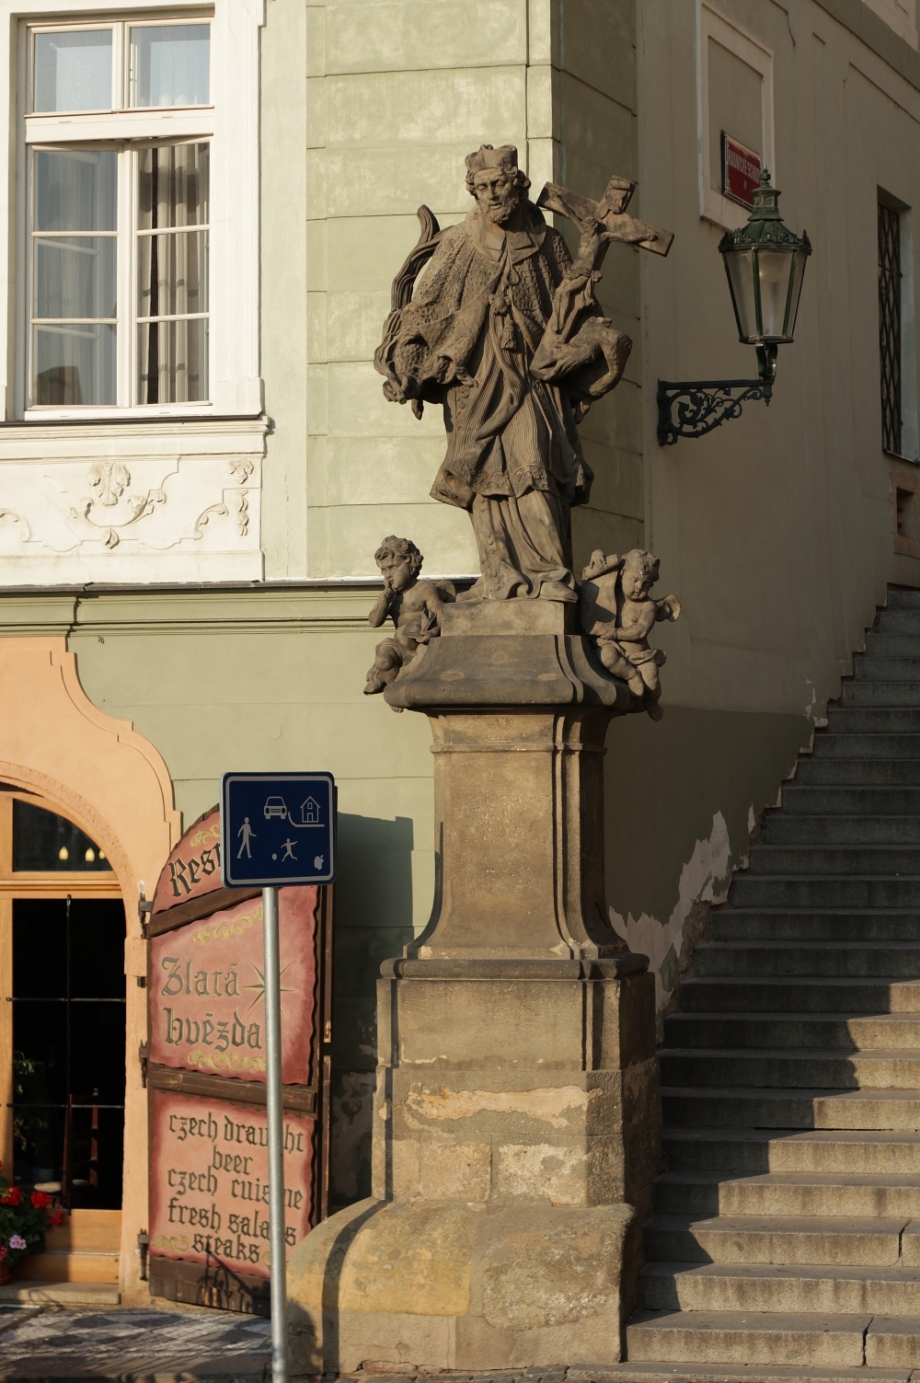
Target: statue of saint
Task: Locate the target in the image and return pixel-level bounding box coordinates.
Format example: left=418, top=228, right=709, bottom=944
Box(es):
left=375, top=144, right=669, bottom=602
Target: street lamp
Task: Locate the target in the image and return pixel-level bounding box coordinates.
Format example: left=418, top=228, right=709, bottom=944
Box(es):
left=657, top=170, right=811, bottom=445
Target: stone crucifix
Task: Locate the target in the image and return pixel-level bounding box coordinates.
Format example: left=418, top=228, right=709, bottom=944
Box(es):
left=374, top=145, right=673, bottom=603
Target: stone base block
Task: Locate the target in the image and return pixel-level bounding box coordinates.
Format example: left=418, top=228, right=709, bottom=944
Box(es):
left=288, top=1196, right=640, bottom=1373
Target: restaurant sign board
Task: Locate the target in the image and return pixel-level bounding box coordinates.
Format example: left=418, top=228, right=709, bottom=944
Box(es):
left=149, top=1091, right=313, bottom=1280
left=149, top=889, right=317, bottom=1087
left=721, top=132, right=762, bottom=209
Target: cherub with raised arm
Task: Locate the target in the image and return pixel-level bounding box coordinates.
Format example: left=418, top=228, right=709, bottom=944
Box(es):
left=580, top=548, right=681, bottom=720
left=364, top=536, right=455, bottom=695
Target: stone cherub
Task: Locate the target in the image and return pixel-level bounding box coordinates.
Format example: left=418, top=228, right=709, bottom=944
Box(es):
left=364, top=537, right=455, bottom=695
left=580, top=549, right=681, bottom=719
left=374, top=145, right=672, bottom=604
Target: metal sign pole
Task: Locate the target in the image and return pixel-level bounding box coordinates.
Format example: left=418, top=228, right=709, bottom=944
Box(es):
left=263, top=885, right=288, bottom=1383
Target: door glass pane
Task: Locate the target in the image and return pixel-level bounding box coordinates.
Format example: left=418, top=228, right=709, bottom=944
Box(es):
left=34, top=30, right=112, bottom=113
left=130, top=25, right=210, bottom=107
left=137, top=232, right=208, bottom=318
left=35, top=149, right=116, bottom=233
left=33, top=324, right=116, bottom=406
left=138, top=318, right=208, bottom=403
left=36, top=236, right=116, bottom=320
left=13, top=800, right=111, bottom=872
left=138, top=143, right=209, bottom=230
left=13, top=898, right=125, bottom=1209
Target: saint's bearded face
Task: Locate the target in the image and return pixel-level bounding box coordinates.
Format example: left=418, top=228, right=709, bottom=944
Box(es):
left=472, top=169, right=523, bottom=225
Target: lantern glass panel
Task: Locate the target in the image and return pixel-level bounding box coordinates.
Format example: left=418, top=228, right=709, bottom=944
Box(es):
left=787, top=248, right=807, bottom=340
left=724, top=248, right=757, bottom=341
left=757, top=248, right=795, bottom=340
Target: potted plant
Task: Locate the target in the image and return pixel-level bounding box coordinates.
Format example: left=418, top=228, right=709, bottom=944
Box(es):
left=0, top=1162, right=62, bottom=1284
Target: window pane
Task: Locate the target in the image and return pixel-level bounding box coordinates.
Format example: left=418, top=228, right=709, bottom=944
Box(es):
left=35, top=150, right=116, bottom=233
left=130, top=25, right=209, bottom=107
left=137, top=232, right=208, bottom=319
left=13, top=799, right=111, bottom=872
left=36, top=237, right=116, bottom=320
left=33, top=324, right=115, bottom=406
left=138, top=318, right=208, bottom=404
left=34, top=30, right=112, bottom=113
left=138, top=143, right=209, bottom=230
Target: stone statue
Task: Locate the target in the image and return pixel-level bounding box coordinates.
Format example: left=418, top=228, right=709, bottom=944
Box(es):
left=364, top=536, right=454, bottom=695
left=375, top=145, right=672, bottom=604
left=580, top=548, right=681, bottom=719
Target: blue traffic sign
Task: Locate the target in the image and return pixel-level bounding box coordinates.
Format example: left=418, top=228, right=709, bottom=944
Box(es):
left=220, top=772, right=336, bottom=887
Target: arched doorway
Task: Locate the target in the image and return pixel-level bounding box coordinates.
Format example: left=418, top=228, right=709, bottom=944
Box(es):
left=0, top=790, right=126, bottom=1285
left=0, top=637, right=180, bottom=1300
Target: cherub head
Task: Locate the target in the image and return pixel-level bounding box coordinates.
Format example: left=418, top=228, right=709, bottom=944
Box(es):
left=465, top=144, right=531, bottom=225
left=581, top=548, right=662, bottom=601
left=374, top=536, right=423, bottom=592
left=619, top=549, right=660, bottom=601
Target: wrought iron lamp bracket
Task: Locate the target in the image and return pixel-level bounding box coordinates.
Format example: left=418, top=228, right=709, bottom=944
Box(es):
left=656, top=375, right=773, bottom=446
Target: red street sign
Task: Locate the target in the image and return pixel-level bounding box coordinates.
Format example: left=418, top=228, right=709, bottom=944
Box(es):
left=722, top=133, right=761, bottom=208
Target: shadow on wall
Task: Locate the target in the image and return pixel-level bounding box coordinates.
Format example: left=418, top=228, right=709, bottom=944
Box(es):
left=329, top=812, right=415, bottom=1206
left=604, top=706, right=810, bottom=1017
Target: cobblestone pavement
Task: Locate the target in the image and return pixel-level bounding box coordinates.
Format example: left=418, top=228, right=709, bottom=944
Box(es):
left=0, top=1304, right=271, bottom=1379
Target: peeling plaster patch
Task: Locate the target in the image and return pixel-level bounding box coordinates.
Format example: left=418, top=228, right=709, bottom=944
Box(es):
left=748, top=804, right=756, bottom=834
left=497, top=1143, right=584, bottom=1204
left=609, top=811, right=735, bottom=1011
left=404, top=1086, right=591, bottom=1129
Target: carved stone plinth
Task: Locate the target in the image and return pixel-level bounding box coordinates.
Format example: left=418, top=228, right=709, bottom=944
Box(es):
left=288, top=604, right=660, bottom=1371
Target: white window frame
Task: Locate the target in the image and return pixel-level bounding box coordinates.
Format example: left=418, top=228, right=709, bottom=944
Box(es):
left=697, top=2, right=774, bottom=232
left=2, top=0, right=262, bottom=422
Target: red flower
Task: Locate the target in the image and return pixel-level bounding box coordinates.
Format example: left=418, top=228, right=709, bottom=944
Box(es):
left=30, top=1191, right=50, bottom=1209
left=47, top=1209, right=64, bottom=1227
left=0, top=1187, right=21, bottom=1206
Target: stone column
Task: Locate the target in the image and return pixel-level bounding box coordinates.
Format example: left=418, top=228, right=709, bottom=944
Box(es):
left=288, top=603, right=660, bottom=1372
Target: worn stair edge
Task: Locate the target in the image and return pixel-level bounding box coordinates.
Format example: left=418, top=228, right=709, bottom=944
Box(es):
left=0, top=1279, right=120, bottom=1304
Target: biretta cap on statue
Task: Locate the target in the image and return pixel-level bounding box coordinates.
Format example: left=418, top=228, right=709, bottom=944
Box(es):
left=465, top=144, right=519, bottom=176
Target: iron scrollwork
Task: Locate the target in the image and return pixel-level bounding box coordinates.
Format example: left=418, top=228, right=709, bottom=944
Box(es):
left=656, top=377, right=773, bottom=447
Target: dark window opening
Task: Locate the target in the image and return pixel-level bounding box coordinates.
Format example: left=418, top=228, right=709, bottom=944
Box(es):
left=13, top=798, right=111, bottom=872
left=12, top=897, right=125, bottom=1208
left=879, top=200, right=903, bottom=455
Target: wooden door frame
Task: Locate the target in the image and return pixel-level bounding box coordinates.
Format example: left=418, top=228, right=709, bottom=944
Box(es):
left=0, top=788, right=123, bottom=1175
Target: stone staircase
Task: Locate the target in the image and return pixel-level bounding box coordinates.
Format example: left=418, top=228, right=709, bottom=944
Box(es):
left=625, top=589, right=920, bottom=1380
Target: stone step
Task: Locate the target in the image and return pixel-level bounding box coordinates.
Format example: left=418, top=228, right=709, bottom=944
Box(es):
left=731, top=877, right=920, bottom=909
left=626, top=1310, right=872, bottom=1367
left=660, top=1085, right=920, bottom=1129
left=662, top=1129, right=920, bottom=1175
left=652, top=1172, right=920, bottom=1219
left=640, top=1262, right=920, bottom=1315
left=694, top=941, right=920, bottom=978
left=813, top=734, right=920, bottom=758
left=883, top=591, right=920, bottom=608
left=782, top=786, right=920, bottom=815
left=826, top=706, right=920, bottom=732
left=711, top=912, right=920, bottom=944
left=841, top=682, right=920, bottom=707
left=644, top=1215, right=907, bottom=1267
left=796, top=760, right=920, bottom=785
left=854, top=656, right=920, bottom=681
left=680, top=978, right=920, bottom=1012
left=659, top=1048, right=920, bottom=1090
left=577, top=1363, right=915, bottom=1383
left=662, top=1012, right=920, bottom=1050
left=868, top=635, right=920, bottom=656
left=748, top=846, right=920, bottom=875
left=765, top=816, right=920, bottom=845
left=0, top=1281, right=120, bottom=1306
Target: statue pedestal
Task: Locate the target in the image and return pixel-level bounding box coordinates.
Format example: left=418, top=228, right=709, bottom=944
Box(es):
left=288, top=603, right=660, bottom=1372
